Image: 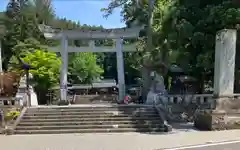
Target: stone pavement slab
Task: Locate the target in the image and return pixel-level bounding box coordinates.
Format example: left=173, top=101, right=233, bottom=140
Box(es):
left=187, top=142, right=240, bottom=150
left=161, top=141, right=240, bottom=150
left=1, top=130, right=240, bottom=150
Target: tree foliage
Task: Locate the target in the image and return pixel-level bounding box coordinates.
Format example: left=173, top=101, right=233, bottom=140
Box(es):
left=22, top=50, right=61, bottom=89
left=68, top=53, right=104, bottom=84
left=158, top=0, right=240, bottom=81
left=104, top=0, right=240, bottom=88
left=8, top=38, right=61, bottom=90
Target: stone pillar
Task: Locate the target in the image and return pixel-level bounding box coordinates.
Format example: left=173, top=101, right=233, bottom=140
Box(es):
left=194, top=29, right=238, bottom=130
left=213, top=29, right=236, bottom=97
left=60, top=36, right=68, bottom=102
left=116, top=38, right=125, bottom=102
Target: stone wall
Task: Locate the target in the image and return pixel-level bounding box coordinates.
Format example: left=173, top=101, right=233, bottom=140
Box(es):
left=194, top=96, right=240, bottom=130
left=154, top=94, right=215, bottom=122
left=154, top=93, right=240, bottom=130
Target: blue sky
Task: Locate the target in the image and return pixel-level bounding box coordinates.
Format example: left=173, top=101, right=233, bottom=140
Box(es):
left=0, top=0, right=125, bottom=29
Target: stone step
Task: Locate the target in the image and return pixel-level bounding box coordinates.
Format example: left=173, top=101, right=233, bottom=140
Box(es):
left=22, top=113, right=159, bottom=119
left=28, top=107, right=154, bottom=111
left=15, top=105, right=166, bottom=135
left=24, top=111, right=156, bottom=116
left=20, top=117, right=160, bottom=122
left=27, top=109, right=155, bottom=114
left=16, top=124, right=164, bottom=130
left=14, top=127, right=166, bottom=134
left=18, top=120, right=162, bottom=126
left=30, top=104, right=150, bottom=108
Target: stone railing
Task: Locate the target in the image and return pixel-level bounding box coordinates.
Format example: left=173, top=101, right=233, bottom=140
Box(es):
left=154, top=94, right=215, bottom=122
left=0, top=97, right=22, bottom=107
left=157, top=94, right=214, bottom=106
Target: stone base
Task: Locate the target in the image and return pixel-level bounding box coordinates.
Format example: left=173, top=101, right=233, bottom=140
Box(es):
left=58, top=100, right=69, bottom=106
left=194, top=109, right=240, bottom=130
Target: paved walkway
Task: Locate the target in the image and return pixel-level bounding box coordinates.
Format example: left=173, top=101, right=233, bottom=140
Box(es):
left=162, top=141, right=240, bottom=150
left=1, top=130, right=240, bottom=150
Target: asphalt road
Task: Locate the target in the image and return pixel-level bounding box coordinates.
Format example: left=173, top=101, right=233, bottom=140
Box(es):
left=162, top=141, right=240, bottom=150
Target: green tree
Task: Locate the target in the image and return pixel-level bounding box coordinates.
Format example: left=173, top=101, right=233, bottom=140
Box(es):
left=2, top=0, right=44, bottom=70
left=12, top=38, right=44, bottom=55
left=32, top=0, right=55, bottom=24
left=103, top=0, right=240, bottom=93
left=8, top=38, right=61, bottom=104
left=68, top=52, right=104, bottom=84
left=19, top=50, right=60, bottom=104
left=158, top=0, right=240, bottom=91
left=2, top=0, right=21, bottom=70
left=103, top=0, right=162, bottom=97
left=22, top=50, right=61, bottom=88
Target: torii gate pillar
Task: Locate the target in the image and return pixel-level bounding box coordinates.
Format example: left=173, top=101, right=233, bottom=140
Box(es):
left=60, top=36, right=68, bottom=102
left=116, top=38, right=125, bottom=101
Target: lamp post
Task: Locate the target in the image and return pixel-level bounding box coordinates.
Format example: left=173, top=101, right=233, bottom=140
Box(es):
left=17, top=58, right=34, bottom=107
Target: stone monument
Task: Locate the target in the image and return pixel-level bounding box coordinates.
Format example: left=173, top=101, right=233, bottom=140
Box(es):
left=194, top=29, right=240, bottom=130
left=146, top=71, right=167, bottom=104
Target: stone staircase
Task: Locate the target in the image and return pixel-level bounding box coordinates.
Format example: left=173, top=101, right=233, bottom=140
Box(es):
left=14, top=105, right=168, bottom=134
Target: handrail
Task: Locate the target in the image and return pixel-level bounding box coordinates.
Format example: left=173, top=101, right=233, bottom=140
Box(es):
left=72, top=94, right=76, bottom=104
left=12, top=107, right=27, bottom=131
left=0, top=106, right=26, bottom=135
left=153, top=95, right=172, bottom=131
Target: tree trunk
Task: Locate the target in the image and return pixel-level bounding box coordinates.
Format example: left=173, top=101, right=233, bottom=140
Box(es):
left=35, top=86, right=48, bottom=105
left=141, top=67, right=151, bottom=99
left=141, top=0, right=155, bottom=100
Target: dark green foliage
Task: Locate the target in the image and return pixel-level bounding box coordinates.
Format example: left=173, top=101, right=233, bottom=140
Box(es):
left=103, top=0, right=240, bottom=90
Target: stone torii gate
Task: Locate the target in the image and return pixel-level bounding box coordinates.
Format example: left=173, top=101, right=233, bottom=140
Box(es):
left=38, top=25, right=142, bottom=102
